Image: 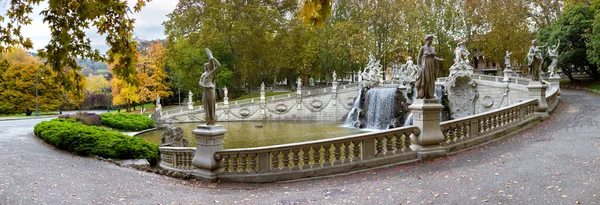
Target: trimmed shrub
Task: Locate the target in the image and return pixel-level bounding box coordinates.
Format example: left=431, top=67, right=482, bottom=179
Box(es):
left=99, top=113, right=154, bottom=131
left=58, top=112, right=102, bottom=126
left=34, top=118, right=159, bottom=164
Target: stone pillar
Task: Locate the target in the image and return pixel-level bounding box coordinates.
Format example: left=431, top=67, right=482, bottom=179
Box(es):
left=503, top=67, right=513, bottom=82
left=191, top=125, right=227, bottom=181
left=331, top=81, right=338, bottom=106
left=548, top=74, right=561, bottom=98
left=408, top=99, right=446, bottom=159
left=260, top=85, right=267, bottom=118
left=527, top=81, right=549, bottom=119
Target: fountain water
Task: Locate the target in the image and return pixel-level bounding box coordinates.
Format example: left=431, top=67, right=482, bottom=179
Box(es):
left=344, top=89, right=363, bottom=127
left=364, top=88, right=398, bottom=129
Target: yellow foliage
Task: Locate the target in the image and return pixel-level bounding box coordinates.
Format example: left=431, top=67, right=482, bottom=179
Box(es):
left=86, top=74, right=110, bottom=93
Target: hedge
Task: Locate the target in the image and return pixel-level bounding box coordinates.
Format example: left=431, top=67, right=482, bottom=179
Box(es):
left=99, top=113, right=154, bottom=131
left=34, top=118, right=159, bottom=164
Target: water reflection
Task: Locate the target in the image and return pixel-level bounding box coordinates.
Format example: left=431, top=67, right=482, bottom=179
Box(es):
left=137, top=121, right=366, bottom=149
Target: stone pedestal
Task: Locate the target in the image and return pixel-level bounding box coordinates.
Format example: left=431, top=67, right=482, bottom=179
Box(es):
left=191, top=125, right=227, bottom=181
left=548, top=74, right=561, bottom=98
left=527, top=81, right=549, bottom=119
left=503, top=67, right=513, bottom=82
left=188, top=103, right=194, bottom=110
left=408, top=99, right=445, bottom=146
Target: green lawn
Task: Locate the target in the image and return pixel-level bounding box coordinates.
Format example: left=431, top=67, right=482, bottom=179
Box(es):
left=229, top=91, right=292, bottom=101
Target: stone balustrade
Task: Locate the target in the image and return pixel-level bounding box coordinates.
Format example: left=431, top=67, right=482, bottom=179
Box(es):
left=156, top=75, right=562, bottom=183
left=159, top=147, right=196, bottom=172
left=440, top=99, right=537, bottom=146
left=214, top=126, right=420, bottom=182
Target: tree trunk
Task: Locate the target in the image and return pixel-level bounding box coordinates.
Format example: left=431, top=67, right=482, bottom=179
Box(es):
left=25, top=109, right=32, bottom=116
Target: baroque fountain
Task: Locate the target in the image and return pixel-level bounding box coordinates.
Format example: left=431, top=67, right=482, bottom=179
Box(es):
left=147, top=36, right=561, bottom=183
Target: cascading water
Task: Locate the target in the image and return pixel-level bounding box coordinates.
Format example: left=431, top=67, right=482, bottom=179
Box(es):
left=364, top=88, right=397, bottom=129
left=344, top=89, right=363, bottom=127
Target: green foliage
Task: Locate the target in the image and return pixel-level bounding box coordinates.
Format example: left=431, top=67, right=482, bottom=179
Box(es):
left=34, top=118, right=159, bottom=164
left=99, top=113, right=155, bottom=132
left=0, top=0, right=149, bottom=88
left=538, top=3, right=600, bottom=80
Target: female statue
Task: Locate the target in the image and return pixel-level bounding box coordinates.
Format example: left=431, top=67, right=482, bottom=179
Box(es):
left=415, top=34, right=444, bottom=99
left=527, top=40, right=547, bottom=81
left=199, top=48, right=221, bottom=125
left=548, top=40, right=560, bottom=76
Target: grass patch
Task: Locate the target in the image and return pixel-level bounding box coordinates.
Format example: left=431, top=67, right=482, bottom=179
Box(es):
left=34, top=118, right=159, bottom=164
left=561, top=78, right=600, bottom=91
left=229, top=92, right=292, bottom=101
left=99, top=113, right=154, bottom=131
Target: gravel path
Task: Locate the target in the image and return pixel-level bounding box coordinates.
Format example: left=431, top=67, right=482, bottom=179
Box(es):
left=1, top=89, right=598, bottom=205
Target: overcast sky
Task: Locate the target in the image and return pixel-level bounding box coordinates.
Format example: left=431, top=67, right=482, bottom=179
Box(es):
left=20, top=0, right=178, bottom=53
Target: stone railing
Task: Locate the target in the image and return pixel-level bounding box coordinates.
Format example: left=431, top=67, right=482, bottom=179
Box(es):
left=214, top=126, right=420, bottom=182
left=546, top=86, right=560, bottom=113
left=440, top=99, right=538, bottom=153
left=159, top=147, right=196, bottom=172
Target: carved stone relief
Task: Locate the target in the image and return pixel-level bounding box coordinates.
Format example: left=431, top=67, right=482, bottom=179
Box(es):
left=276, top=104, right=287, bottom=113
left=311, top=100, right=323, bottom=109
left=445, top=74, right=477, bottom=119
left=239, top=108, right=251, bottom=117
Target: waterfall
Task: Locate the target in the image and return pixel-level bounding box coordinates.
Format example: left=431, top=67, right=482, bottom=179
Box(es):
left=365, top=88, right=397, bottom=129
left=344, top=89, right=363, bottom=126
left=403, top=113, right=413, bottom=127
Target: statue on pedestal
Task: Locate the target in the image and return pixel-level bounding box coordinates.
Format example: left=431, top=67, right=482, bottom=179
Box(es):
left=548, top=40, right=560, bottom=76
left=199, top=48, right=221, bottom=125
left=415, top=34, right=444, bottom=99
left=505, top=51, right=512, bottom=68
left=332, top=71, right=337, bottom=82
left=296, top=77, right=302, bottom=95
left=223, top=86, right=228, bottom=98
left=188, top=91, right=194, bottom=110
left=155, top=94, right=162, bottom=110
left=527, top=40, right=547, bottom=81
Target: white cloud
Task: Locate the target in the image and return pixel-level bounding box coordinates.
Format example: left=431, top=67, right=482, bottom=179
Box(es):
left=20, top=0, right=177, bottom=54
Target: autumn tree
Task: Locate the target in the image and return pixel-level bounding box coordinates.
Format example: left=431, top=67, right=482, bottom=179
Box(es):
left=135, top=40, right=173, bottom=110
left=0, top=0, right=150, bottom=88
left=0, top=49, right=67, bottom=115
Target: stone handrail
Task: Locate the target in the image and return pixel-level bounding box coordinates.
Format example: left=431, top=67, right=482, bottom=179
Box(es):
left=159, top=147, right=196, bottom=172
left=440, top=99, right=538, bottom=147
left=214, top=126, right=420, bottom=182
left=546, top=86, right=560, bottom=113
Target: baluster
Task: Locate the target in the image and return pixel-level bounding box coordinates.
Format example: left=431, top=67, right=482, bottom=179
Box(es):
left=231, top=154, right=239, bottom=173
left=352, top=140, right=362, bottom=161
left=333, top=144, right=343, bottom=164
left=385, top=135, right=394, bottom=154
left=403, top=132, right=413, bottom=152
left=282, top=150, right=291, bottom=170
left=291, top=149, right=301, bottom=170
left=221, top=155, right=230, bottom=173
left=375, top=137, right=385, bottom=157
left=316, top=146, right=325, bottom=167
left=301, top=147, right=311, bottom=169
left=343, top=142, right=352, bottom=163
left=453, top=124, right=462, bottom=142
left=394, top=134, right=403, bottom=153
left=239, top=154, right=247, bottom=172
left=322, top=145, right=331, bottom=166
left=479, top=119, right=485, bottom=133
left=271, top=151, right=280, bottom=170
left=248, top=153, right=257, bottom=173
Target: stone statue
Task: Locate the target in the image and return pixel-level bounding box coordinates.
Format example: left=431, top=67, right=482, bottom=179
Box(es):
left=332, top=71, right=337, bottom=82
left=188, top=91, right=194, bottom=110
left=223, top=86, right=228, bottom=98
left=199, top=48, right=221, bottom=125
left=527, top=40, right=547, bottom=81
left=160, top=127, right=189, bottom=147
left=261, top=82, right=265, bottom=91
left=505, top=51, right=512, bottom=68
left=548, top=40, right=560, bottom=76
left=155, top=94, right=162, bottom=110
left=453, top=41, right=470, bottom=65
left=415, top=34, right=444, bottom=99
left=296, top=77, right=302, bottom=95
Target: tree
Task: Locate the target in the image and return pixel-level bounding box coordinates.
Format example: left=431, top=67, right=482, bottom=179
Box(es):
left=136, top=41, right=173, bottom=109
left=0, top=49, right=62, bottom=115
left=0, top=0, right=150, bottom=87
left=538, top=3, right=599, bottom=81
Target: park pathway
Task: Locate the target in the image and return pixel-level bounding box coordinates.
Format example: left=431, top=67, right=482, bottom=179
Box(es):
left=1, top=89, right=599, bottom=204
